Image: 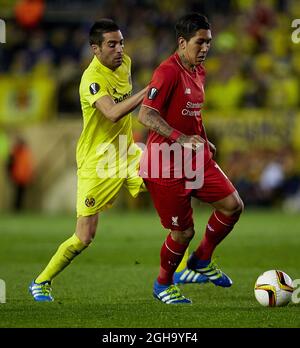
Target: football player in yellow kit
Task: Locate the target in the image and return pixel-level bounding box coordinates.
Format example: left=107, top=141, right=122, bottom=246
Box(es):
left=29, top=19, right=147, bottom=301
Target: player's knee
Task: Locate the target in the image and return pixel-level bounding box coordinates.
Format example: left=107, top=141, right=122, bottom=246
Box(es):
left=223, top=193, right=244, bottom=217
left=171, top=226, right=195, bottom=244
left=183, top=227, right=195, bottom=240
left=231, top=195, right=244, bottom=216
left=236, top=197, right=244, bottom=215
left=80, top=227, right=96, bottom=245
left=76, top=215, right=98, bottom=244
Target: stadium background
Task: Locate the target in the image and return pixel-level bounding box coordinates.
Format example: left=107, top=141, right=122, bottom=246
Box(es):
left=0, top=0, right=300, bottom=329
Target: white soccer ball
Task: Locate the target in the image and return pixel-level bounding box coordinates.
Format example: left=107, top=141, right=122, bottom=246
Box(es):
left=254, top=270, right=294, bottom=307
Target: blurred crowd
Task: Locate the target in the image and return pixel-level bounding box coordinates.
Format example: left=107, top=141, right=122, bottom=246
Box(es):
left=1, top=0, right=300, bottom=112
left=1, top=0, right=300, bottom=210
left=223, top=147, right=300, bottom=209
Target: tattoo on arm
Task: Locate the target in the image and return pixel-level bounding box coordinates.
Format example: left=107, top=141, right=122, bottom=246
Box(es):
left=142, top=108, right=173, bottom=138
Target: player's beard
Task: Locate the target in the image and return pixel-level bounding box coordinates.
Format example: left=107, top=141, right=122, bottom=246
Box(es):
left=113, top=56, right=123, bottom=68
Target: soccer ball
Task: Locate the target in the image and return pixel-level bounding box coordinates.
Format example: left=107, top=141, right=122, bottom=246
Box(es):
left=254, top=270, right=294, bottom=307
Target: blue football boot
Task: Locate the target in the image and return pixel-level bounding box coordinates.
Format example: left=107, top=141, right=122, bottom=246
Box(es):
left=29, top=280, right=54, bottom=302
left=187, top=252, right=233, bottom=287
left=153, top=281, right=192, bottom=304
left=173, top=268, right=209, bottom=285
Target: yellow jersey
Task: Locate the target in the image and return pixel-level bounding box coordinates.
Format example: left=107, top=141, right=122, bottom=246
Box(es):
left=77, top=54, right=134, bottom=178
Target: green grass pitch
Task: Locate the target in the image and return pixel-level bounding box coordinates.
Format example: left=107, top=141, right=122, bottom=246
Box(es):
left=0, top=207, right=299, bottom=328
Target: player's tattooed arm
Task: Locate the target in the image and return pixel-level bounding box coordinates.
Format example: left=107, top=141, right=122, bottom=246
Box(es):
left=138, top=105, right=205, bottom=150
left=138, top=106, right=174, bottom=138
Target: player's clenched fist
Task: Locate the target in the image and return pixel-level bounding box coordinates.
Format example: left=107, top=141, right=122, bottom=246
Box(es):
left=177, top=134, right=206, bottom=150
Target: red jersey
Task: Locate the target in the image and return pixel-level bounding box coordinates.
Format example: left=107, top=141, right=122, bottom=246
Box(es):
left=140, top=52, right=212, bottom=184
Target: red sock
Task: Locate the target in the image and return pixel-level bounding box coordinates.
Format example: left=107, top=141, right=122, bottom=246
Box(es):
left=195, top=210, right=240, bottom=261
left=157, top=233, right=189, bottom=285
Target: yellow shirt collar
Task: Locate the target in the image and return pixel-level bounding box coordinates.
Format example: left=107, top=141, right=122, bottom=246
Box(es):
left=92, top=55, right=116, bottom=74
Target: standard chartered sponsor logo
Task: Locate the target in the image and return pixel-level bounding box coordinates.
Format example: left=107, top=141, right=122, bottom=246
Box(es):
left=181, top=101, right=203, bottom=117
left=182, top=109, right=201, bottom=116
left=186, top=102, right=203, bottom=108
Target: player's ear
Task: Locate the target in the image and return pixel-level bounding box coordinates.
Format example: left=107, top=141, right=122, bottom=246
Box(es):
left=178, top=37, right=186, bottom=50
left=91, top=44, right=100, bottom=54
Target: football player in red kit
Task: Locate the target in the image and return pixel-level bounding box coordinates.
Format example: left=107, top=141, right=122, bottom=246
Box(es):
left=138, top=13, right=244, bottom=304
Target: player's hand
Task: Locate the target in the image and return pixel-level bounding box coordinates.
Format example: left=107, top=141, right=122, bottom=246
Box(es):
left=208, top=140, right=216, bottom=157
left=177, top=134, right=206, bottom=151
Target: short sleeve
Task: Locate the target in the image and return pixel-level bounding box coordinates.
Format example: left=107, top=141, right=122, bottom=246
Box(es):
left=142, top=65, right=177, bottom=115
left=80, top=73, right=110, bottom=107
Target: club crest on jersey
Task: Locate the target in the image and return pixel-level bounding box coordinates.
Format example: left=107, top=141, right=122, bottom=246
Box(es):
left=172, top=216, right=179, bottom=226
left=148, top=87, right=158, bottom=100
left=89, top=83, right=100, bottom=95
left=85, top=197, right=95, bottom=207
left=184, top=88, right=191, bottom=94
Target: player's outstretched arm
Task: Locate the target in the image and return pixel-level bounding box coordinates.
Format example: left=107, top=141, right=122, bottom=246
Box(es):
left=95, top=86, right=148, bottom=123
left=138, top=105, right=205, bottom=150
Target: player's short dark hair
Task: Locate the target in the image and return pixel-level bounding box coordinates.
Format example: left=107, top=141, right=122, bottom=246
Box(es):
left=89, top=19, right=120, bottom=46
left=175, top=13, right=210, bottom=42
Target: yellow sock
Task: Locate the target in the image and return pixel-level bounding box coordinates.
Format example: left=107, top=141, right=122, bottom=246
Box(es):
left=35, top=234, right=88, bottom=283
left=175, top=247, right=189, bottom=273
